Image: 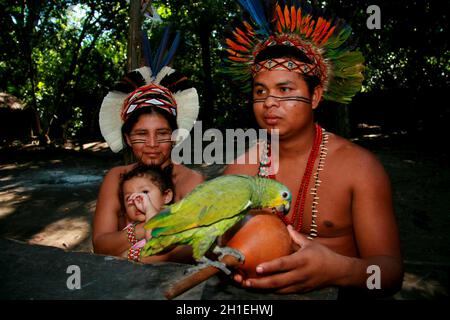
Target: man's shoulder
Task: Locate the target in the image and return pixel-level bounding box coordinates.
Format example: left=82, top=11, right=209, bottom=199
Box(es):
left=223, top=142, right=262, bottom=175
left=223, top=161, right=259, bottom=175
left=328, top=133, right=384, bottom=172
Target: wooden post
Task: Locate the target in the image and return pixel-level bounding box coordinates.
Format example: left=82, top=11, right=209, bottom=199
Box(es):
left=127, top=0, right=143, bottom=72
left=124, top=0, right=144, bottom=164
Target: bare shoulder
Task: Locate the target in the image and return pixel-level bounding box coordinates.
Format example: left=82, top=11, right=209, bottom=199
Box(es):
left=223, top=162, right=258, bottom=176
left=223, top=143, right=260, bottom=176
left=327, top=133, right=389, bottom=182
left=172, top=164, right=205, bottom=198
left=174, top=164, right=204, bottom=181
left=103, top=163, right=135, bottom=183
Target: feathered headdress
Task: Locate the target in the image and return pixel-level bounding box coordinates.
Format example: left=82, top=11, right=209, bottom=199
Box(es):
left=99, top=27, right=199, bottom=153
left=223, top=0, right=365, bottom=104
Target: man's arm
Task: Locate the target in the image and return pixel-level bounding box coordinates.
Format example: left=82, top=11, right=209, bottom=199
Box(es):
left=336, top=148, right=403, bottom=293
left=237, top=146, right=403, bottom=296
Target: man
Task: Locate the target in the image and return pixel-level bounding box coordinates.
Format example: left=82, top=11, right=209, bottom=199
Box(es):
left=222, top=0, right=402, bottom=296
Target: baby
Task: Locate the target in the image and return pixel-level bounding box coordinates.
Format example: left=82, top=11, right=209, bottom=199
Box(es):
left=119, top=164, right=174, bottom=260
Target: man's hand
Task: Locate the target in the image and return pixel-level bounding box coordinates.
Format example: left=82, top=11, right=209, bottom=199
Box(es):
left=234, top=225, right=351, bottom=293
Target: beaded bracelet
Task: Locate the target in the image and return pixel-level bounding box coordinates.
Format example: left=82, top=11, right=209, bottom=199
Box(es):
left=127, top=247, right=141, bottom=262
left=125, top=222, right=139, bottom=245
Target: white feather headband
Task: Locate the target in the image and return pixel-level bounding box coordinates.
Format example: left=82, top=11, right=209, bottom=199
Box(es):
left=99, top=66, right=199, bottom=153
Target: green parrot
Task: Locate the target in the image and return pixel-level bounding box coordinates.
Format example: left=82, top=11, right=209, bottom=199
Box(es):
left=140, top=174, right=291, bottom=273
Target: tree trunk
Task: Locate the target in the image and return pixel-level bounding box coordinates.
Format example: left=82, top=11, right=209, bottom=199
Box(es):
left=127, top=0, right=143, bottom=72
left=124, top=0, right=144, bottom=164
left=21, top=0, right=45, bottom=143
left=47, top=9, right=96, bottom=142
left=198, top=20, right=215, bottom=128
left=336, top=104, right=351, bottom=138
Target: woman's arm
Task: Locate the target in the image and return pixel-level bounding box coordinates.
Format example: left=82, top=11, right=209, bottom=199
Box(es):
left=92, top=166, right=146, bottom=255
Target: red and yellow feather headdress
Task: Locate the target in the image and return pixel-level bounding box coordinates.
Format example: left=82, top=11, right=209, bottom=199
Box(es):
left=223, top=0, right=365, bottom=104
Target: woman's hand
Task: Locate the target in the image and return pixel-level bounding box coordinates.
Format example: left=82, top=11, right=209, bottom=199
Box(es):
left=234, top=225, right=350, bottom=293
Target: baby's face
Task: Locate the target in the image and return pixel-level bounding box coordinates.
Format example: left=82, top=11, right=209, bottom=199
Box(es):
left=122, top=176, right=164, bottom=222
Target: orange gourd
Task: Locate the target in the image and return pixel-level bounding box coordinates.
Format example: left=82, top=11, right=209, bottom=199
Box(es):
left=226, top=213, right=293, bottom=278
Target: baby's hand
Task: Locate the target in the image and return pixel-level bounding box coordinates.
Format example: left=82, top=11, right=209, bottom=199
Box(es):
left=128, top=192, right=157, bottom=218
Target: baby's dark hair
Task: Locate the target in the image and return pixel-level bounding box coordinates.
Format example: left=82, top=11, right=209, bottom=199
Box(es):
left=119, top=164, right=174, bottom=208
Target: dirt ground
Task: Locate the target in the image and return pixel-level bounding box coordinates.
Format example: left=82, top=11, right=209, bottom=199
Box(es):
left=0, top=137, right=448, bottom=299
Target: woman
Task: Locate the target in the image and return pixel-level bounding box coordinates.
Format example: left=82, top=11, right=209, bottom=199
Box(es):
left=93, top=66, right=204, bottom=263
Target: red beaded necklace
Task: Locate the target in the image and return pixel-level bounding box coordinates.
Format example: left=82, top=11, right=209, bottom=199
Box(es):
left=260, top=123, right=323, bottom=232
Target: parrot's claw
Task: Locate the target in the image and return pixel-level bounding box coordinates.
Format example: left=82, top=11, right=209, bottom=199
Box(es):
left=185, top=256, right=232, bottom=275
left=213, top=246, right=245, bottom=264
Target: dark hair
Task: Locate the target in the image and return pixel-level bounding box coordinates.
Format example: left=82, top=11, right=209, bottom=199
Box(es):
left=120, top=107, right=178, bottom=160
left=254, top=45, right=321, bottom=95
left=121, top=107, right=178, bottom=137
left=119, top=164, right=174, bottom=210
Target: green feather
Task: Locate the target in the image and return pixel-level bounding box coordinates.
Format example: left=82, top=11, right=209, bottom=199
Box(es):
left=140, top=175, right=291, bottom=261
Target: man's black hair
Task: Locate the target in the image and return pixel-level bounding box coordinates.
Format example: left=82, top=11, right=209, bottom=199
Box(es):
left=254, top=45, right=321, bottom=95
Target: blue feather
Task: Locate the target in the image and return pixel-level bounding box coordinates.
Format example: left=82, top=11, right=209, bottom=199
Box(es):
left=153, top=26, right=171, bottom=74
left=160, top=31, right=180, bottom=69
left=141, top=29, right=152, bottom=69
left=238, top=0, right=270, bottom=34
left=140, top=25, right=181, bottom=75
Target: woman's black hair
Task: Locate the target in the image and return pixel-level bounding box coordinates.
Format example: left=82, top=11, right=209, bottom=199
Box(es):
left=254, top=45, right=321, bottom=95
left=120, top=107, right=178, bottom=162
left=121, top=107, right=178, bottom=137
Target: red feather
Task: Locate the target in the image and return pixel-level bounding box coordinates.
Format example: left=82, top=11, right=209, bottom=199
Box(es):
left=290, top=7, right=297, bottom=32
left=276, top=5, right=285, bottom=29
left=226, top=39, right=249, bottom=52
left=284, top=6, right=291, bottom=31
left=296, top=8, right=302, bottom=32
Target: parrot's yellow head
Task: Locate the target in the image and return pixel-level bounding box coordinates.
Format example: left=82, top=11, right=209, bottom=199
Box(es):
left=256, top=178, right=291, bottom=215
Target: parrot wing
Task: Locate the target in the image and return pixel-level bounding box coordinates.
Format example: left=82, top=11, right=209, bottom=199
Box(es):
left=145, top=175, right=254, bottom=237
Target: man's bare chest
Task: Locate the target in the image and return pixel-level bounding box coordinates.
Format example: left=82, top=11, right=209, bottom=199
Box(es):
left=276, top=169, right=353, bottom=238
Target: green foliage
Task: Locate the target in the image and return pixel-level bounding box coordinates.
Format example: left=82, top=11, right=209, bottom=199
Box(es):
left=0, top=0, right=129, bottom=142
left=0, top=0, right=448, bottom=143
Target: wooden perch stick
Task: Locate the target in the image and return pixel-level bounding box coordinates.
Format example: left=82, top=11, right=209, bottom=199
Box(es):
left=164, top=255, right=242, bottom=300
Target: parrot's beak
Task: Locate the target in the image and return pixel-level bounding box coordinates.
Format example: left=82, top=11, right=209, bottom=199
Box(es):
left=275, top=202, right=290, bottom=215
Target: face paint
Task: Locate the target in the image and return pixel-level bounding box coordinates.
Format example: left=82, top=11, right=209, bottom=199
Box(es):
left=253, top=95, right=312, bottom=104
